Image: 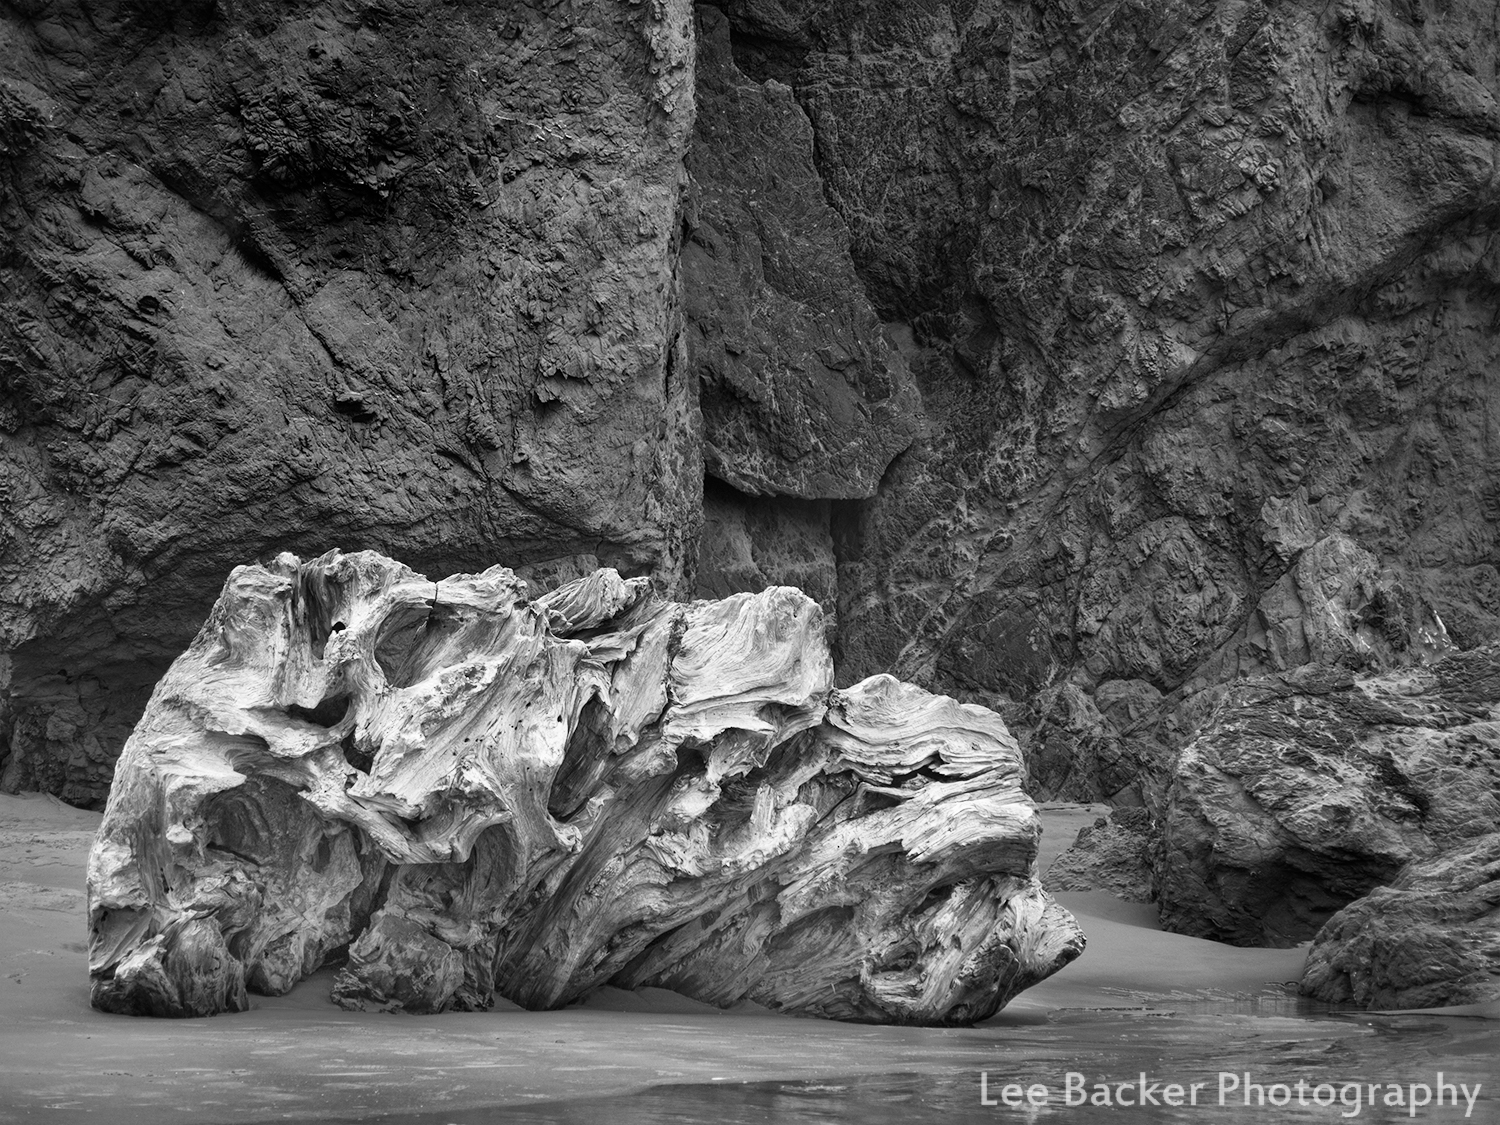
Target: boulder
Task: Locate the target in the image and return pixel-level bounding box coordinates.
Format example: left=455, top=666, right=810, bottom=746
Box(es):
left=1045, top=807, right=1155, bottom=904
left=86, top=551, right=1083, bottom=1024
left=1300, top=832, right=1500, bottom=1010
left=1155, top=654, right=1500, bottom=947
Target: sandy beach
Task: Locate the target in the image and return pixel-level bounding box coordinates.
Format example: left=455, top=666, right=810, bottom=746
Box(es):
left=1, top=794, right=1490, bottom=1125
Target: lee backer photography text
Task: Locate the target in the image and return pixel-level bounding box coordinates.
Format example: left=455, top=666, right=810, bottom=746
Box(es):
left=979, top=1072, right=1486, bottom=1116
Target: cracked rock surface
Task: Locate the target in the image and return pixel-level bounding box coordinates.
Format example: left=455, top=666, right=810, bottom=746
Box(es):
left=1155, top=652, right=1500, bottom=948
left=1300, top=830, right=1500, bottom=1010
left=0, top=0, right=700, bottom=806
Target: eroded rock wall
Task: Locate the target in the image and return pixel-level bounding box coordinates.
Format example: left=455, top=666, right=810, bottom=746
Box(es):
left=684, top=6, right=921, bottom=501
left=8, top=0, right=1500, bottom=973
left=0, top=0, right=700, bottom=805
left=699, top=0, right=1500, bottom=762
left=682, top=0, right=1500, bottom=963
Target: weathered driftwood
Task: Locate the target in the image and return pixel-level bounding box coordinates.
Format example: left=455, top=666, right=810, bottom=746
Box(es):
left=87, top=551, right=1083, bottom=1023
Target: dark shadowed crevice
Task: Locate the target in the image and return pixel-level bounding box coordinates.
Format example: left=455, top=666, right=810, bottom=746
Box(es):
left=548, top=693, right=612, bottom=822
left=287, top=695, right=350, bottom=728
left=724, top=28, right=811, bottom=86
left=372, top=600, right=471, bottom=689
left=694, top=474, right=838, bottom=616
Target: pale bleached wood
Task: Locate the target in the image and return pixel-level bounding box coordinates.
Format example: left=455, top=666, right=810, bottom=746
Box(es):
left=87, top=550, right=1084, bottom=1022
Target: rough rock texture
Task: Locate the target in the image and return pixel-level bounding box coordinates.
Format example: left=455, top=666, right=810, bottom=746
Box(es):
left=694, top=478, right=837, bottom=614
left=11, top=0, right=1500, bottom=976
left=87, top=551, right=1083, bottom=1024
left=704, top=0, right=1500, bottom=848
left=1021, top=677, right=1174, bottom=807
left=1300, top=831, right=1500, bottom=1010
left=1156, top=652, right=1500, bottom=947
left=1045, top=806, right=1154, bottom=903
left=683, top=6, right=920, bottom=500
left=0, top=0, right=700, bottom=806
left=744, top=0, right=1500, bottom=715
left=665, top=4, right=1500, bottom=969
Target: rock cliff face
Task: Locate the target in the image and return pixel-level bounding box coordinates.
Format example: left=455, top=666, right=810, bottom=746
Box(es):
left=8, top=0, right=1500, bottom=995
left=87, top=550, right=1082, bottom=1023
left=684, top=0, right=1500, bottom=992
left=733, top=0, right=1500, bottom=726
left=0, top=0, right=700, bottom=806
left=683, top=7, right=921, bottom=502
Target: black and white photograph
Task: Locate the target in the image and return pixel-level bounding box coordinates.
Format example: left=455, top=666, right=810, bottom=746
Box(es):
left=0, top=0, right=1496, bottom=1121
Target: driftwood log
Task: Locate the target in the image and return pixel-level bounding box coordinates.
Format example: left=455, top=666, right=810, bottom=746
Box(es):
left=86, top=551, right=1084, bottom=1023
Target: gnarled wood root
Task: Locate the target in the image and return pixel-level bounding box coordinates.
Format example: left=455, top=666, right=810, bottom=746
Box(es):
left=87, top=551, right=1084, bottom=1023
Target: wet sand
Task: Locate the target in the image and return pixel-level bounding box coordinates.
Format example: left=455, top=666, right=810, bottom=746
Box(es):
left=1, top=794, right=1490, bottom=1124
